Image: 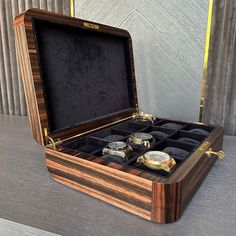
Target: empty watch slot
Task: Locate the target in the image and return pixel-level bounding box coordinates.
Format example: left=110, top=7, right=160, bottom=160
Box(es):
left=141, top=126, right=176, bottom=139
left=114, top=120, right=149, bottom=132
left=91, top=127, right=130, bottom=142
left=62, top=136, right=108, bottom=154
left=182, top=123, right=214, bottom=136
left=151, top=139, right=196, bottom=160
left=154, top=119, right=187, bottom=130
left=168, top=130, right=207, bottom=146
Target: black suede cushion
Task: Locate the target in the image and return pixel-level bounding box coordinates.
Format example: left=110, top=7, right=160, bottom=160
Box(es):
left=189, top=128, right=209, bottom=136
left=177, top=137, right=200, bottom=145
left=133, top=120, right=153, bottom=125
left=101, top=154, right=126, bottom=163
left=104, top=134, right=124, bottom=142
left=150, top=131, right=169, bottom=139
left=75, top=144, right=98, bottom=153
left=33, top=19, right=135, bottom=132
left=163, top=147, right=189, bottom=159
left=161, top=123, right=184, bottom=130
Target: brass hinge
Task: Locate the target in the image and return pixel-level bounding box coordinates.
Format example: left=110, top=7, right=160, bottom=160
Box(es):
left=43, top=128, right=62, bottom=149
left=132, top=105, right=156, bottom=123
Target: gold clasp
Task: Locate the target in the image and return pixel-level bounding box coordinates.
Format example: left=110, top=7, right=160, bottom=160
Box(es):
left=132, top=107, right=156, bottom=123
left=205, top=148, right=225, bottom=159
left=44, top=128, right=62, bottom=149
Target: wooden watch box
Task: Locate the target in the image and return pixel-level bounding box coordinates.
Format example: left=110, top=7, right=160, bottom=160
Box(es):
left=14, top=9, right=224, bottom=223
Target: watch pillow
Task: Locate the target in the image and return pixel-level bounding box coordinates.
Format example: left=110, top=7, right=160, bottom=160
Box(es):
left=177, top=137, right=200, bottom=146
left=149, top=131, right=169, bottom=139
left=163, top=147, right=189, bottom=159
left=104, top=134, right=125, bottom=142
left=161, top=123, right=184, bottom=130
left=189, top=128, right=209, bottom=136
left=101, top=154, right=126, bottom=163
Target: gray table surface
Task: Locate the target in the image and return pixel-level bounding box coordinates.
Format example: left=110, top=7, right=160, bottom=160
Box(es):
left=0, top=114, right=236, bottom=236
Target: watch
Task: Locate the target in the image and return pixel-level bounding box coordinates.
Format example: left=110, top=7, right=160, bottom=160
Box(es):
left=137, top=151, right=176, bottom=172
left=132, top=109, right=156, bottom=123
left=102, top=141, right=133, bottom=160
left=128, top=132, right=155, bottom=148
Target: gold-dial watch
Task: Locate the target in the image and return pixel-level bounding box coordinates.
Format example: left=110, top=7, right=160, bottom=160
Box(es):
left=128, top=132, right=155, bottom=148
left=102, top=141, right=133, bottom=160
left=137, top=151, right=176, bottom=172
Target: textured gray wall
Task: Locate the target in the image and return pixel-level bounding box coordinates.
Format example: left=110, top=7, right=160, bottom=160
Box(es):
left=75, top=0, right=209, bottom=121
left=203, top=0, right=236, bottom=136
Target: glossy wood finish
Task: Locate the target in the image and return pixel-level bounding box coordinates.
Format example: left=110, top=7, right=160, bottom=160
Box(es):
left=14, top=9, right=224, bottom=223
left=14, top=8, right=138, bottom=145
left=45, top=126, right=223, bottom=223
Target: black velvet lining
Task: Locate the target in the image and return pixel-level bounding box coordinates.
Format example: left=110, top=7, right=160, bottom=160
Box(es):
left=33, top=19, right=135, bottom=132
left=62, top=115, right=213, bottom=177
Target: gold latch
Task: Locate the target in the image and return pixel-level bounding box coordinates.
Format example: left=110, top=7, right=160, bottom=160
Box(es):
left=44, top=128, right=62, bottom=149
left=205, top=148, right=225, bottom=159
left=200, top=141, right=224, bottom=159
left=199, top=141, right=210, bottom=151
left=132, top=106, right=156, bottom=123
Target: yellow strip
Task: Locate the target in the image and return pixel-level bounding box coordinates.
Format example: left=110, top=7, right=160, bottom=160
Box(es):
left=204, top=0, right=214, bottom=71
left=199, top=0, right=214, bottom=122
left=70, top=0, right=75, bottom=17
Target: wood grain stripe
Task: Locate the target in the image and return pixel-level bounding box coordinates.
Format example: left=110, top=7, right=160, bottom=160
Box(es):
left=51, top=173, right=151, bottom=220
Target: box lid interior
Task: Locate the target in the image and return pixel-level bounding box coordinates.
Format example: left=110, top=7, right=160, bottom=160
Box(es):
left=25, top=11, right=138, bottom=145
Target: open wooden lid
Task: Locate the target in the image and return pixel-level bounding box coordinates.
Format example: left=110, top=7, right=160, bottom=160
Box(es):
left=14, top=9, right=138, bottom=146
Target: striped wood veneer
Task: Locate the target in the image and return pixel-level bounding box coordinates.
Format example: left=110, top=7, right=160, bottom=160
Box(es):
left=14, top=9, right=224, bottom=223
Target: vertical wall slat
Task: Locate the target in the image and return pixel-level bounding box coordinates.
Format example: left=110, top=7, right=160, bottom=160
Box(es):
left=0, top=0, right=14, bottom=114
left=5, top=0, right=21, bottom=115
left=12, top=0, right=27, bottom=115
left=18, top=0, right=26, bottom=12
left=47, top=0, right=53, bottom=11
left=32, top=0, right=40, bottom=8
left=63, top=0, right=70, bottom=16
left=55, top=0, right=63, bottom=14
left=39, top=0, right=47, bottom=10
left=0, top=23, right=7, bottom=113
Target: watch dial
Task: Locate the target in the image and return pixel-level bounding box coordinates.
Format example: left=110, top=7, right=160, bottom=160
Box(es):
left=107, top=141, right=127, bottom=150
left=145, top=151, right=170, bottom=162
left=133, top=132, right=153, bottom=140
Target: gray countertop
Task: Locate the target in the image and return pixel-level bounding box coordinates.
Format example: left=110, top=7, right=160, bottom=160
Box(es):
left=0, top=114, right=235, bottom=236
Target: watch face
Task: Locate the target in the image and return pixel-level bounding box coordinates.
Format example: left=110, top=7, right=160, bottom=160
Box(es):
left=107, top=141, right=127, bottom=150
left=144, top=151, right=170, bottom=163
left=132, top=132, right=153, bottom=140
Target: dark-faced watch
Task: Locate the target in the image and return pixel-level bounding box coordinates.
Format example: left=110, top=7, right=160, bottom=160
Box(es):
left=128, top=132, right=155, bottom=148
left=102, top=141, right=133, bottom=160
left=137, top=151, right=176, bottom=172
